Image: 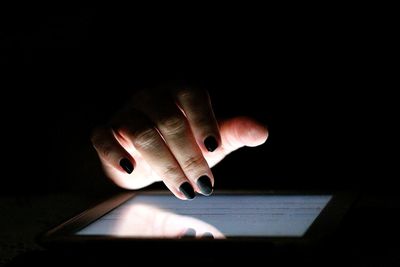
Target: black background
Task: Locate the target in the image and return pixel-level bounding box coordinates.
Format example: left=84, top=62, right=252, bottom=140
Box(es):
left=1, top=5, right=398, bottom=265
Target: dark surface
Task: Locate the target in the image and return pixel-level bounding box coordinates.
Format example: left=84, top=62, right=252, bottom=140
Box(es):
left=1, top=5, right=397, bottom=266
left=2, top=193, right=400, bottom=266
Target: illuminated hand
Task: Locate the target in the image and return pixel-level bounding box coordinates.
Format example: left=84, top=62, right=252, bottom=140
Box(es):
left=91, top=88, right=268, bottom=200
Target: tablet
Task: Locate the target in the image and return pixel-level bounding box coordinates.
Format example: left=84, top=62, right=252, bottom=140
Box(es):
left=39, top=191, right=354, bottom=247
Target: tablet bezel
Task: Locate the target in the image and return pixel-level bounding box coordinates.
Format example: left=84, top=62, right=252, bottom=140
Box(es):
left=38, top=190, right=355, bottom=247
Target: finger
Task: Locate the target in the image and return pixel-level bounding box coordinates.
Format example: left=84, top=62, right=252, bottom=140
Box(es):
left=204, top=116, right=269, bottom=167
left=174, top=88, right=221, bottom=153
left=220, top=116, right=269, bottom=154
left=180, top=228, right=196, bottom=238
left=99, top=145, right=160, bottom=190
left=134, top=94, right=214, bottom=196
left=91, top=127, right=135, bottom=174
left=201, top=232, right=214, bottom=239
left=113, top=109, right=196, bottom=200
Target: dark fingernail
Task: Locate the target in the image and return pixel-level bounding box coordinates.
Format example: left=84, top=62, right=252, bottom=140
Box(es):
left=181, top=228, right=196, bottom=238
left=120, top=158, right=134, bottom=174
left=197, top=175, right=213, bottom=196
left=202, top=232, right=214, bottom=239
left=179, top=182, right=196, bottom=200
left=204, top=136, right=218, bottom=152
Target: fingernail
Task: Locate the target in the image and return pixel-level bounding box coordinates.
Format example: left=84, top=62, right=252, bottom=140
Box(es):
left=197, top=175, right=213, bottom=196
left=179, top=182, right=196, bottom=200
left=120, top=158, right=134, bottom=174
left=204, top=136, right=218, bottom=152
left=181, top=228, right=196, bottom=238
left=201, top=232, right=214, bottom=239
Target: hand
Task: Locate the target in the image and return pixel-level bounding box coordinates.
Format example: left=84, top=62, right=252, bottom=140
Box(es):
left=91, top=88, right=268, bottom=200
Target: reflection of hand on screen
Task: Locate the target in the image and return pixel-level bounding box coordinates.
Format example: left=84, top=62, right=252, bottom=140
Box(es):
left=77, top=195, right=331, bottom=238
left=112, top=204, right=225, bottom=239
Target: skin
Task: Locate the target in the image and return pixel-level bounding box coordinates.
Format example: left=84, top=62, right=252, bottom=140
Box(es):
left=91, top=88, right=268, bottom=200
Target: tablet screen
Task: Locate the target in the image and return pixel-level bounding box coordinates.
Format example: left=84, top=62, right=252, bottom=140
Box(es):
left=76, top=195, right=331, bottom=238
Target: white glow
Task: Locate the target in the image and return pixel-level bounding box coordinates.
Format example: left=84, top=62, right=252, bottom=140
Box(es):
left=77, top=195, right=331, bottom=238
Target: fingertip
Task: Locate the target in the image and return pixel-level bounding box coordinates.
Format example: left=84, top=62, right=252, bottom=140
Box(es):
left=175, top=193, right=188, bottom=201
left=179, top=182, right=196, bottom=200
left=166, top=183, right=196, bottom=201
left=204, top=136, right=219, bottom=152
left=246, top=123, right=269, bottom=147
left=119, top=158, right=134, bottom=174
left=234, top=116, right=269, bottom=147
left=196, top=175, right=214, bottom=196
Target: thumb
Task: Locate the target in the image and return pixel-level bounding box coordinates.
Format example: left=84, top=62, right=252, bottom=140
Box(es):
left=220, top=116, right=268, bottom=155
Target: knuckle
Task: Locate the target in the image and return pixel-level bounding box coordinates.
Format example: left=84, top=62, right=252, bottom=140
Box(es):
left=91, top=137, right=114, bottom=160
left=158, top=116, right=186, bottom=135
left=162, top=165, right=184, bottom=184
left=181, top=155, right=206, bottom=173
left=131, top=128, right=160, bottom=150
left=99, top=146, right=114, bottom=161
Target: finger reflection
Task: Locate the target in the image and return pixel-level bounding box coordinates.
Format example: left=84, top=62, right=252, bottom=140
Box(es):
left=112, top=204, right=225, bottom=239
